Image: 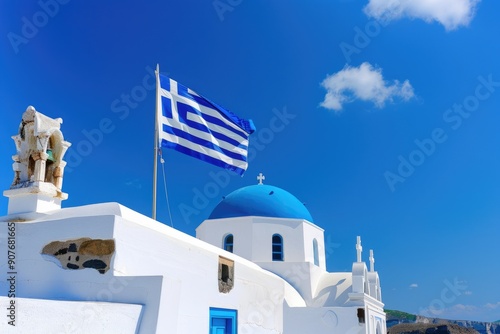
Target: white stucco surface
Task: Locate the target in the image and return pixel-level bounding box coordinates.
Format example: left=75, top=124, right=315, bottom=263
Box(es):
left=197, top=216, right=326, bottom=268
left=0, top=202, right=302, bottom=333
left=0, top=296, right=142, bottom=333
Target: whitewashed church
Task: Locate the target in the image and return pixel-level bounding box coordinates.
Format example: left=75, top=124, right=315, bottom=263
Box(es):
left=0, top=107, right=386, bottom=333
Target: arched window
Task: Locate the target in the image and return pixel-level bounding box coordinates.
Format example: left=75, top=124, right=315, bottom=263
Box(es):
left=223, top=234, right=233, bottom=253
left=272, top=234, right=283, bottom=261
left=313, top=239, right=319, bottom=266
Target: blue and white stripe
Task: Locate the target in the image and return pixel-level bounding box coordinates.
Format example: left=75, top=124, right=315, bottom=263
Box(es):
left=157, top=74, right=255, bottom=175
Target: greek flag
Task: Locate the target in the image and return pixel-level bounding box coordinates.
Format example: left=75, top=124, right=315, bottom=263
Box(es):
left=156, top=73, right=256, bottom=175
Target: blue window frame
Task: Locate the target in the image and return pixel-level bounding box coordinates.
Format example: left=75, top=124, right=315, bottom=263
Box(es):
left=272, top=234, right=283, bottom=261
left=209, top=308, right=237, bottom=334
left=313, top=238, right=319, bottom=266
left=223, top=234, right=233, bottom=253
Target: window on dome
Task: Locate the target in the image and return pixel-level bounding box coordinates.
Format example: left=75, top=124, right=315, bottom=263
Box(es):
left=272, top=234, right=283, bottom=261
left=223, top=234, right=233, bottom=253
left=313, top=238, right=319, bottom=266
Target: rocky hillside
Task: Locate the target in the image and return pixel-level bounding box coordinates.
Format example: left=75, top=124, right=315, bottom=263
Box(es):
left=386, top=310, right=500, bottom=334
left=388, top=323, right=479, bottom=334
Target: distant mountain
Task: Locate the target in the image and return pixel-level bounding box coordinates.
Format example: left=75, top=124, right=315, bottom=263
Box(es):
left=388, top=323, right=479, bottom=334
left=386, top=310, right=500, bottom=334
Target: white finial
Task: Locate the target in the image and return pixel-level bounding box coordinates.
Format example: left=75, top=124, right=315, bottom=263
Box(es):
left=257, top=173, right=265, bottom=185
left=356, top=236, right=362, bottom=262
left=369, top=249, right=375, bottom=272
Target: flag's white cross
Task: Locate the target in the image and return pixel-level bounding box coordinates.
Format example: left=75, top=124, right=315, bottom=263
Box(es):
left=159, top=79, right=248, bottom=148
left=156, top=74, right=254, bottom=175
left=160, top=79, right=181, bottom=122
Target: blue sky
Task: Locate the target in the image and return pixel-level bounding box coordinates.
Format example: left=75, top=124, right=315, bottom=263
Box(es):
left=1, top=0, right=499, bottom=322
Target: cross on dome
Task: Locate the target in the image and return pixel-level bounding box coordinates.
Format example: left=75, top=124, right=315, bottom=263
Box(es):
left=257, top=173, right=265, bottom=185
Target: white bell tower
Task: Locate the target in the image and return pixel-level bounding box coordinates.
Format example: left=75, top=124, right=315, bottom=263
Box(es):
left=3, top=106, right=71, bottom=214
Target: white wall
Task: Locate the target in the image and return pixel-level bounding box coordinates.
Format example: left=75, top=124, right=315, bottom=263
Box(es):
left=0, top=203, right=292, bottom=333
left=256, top=261, right=326, bottom=305
left=366, top=302, right=387, bottom=334
left=0, top=203, right=385, bottom=334
left=0, top=297, right=142, bottom=334
left=284, top=305, right=367, bottom=334
left=197, top=216, right=330, bottom=306
left=113, top=213, right=289, bottom=333
left=0, top=210, right=163, bottom=333
left=300, top=222, right=326, bottom=269
left=197, top=216, right=325, bottom=268
left=196, top=216, right=254, bottom=259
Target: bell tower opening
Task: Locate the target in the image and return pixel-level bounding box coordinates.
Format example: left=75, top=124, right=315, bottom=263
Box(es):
left=28, top=155, right=36, bottom=182
left=44, top=135, right=57, bottom=184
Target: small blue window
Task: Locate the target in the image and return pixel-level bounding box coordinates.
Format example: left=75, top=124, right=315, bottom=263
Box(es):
left=313, top=239, right=319, bottom=266
left=272, top=234, right=283, bottom=261
left=224, top=234, right=233, bottom=253
left=209, top=308, right=237, bottom=334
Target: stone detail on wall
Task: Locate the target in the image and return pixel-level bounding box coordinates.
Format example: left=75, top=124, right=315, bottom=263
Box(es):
left=218, top=256, right=234, bottom=293
left=41, top=238, right=115, bottom=274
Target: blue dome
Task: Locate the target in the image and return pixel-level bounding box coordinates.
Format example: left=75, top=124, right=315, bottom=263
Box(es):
left=209, top=185, right=313, bottom=222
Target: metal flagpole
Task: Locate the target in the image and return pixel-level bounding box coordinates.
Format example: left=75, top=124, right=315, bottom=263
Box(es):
left=152, top=64, right=160, bottom=220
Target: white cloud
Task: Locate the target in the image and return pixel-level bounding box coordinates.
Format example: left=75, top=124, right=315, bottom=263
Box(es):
left=125, top=178, right=142, bottom=189
left=320, top=62, right=414, bottom=112
left=364, top=0, right=480, bottom=31
left=409, top=283, right=419, bottom=289
left=485, top=302, right=500, bottom=310
left=420, top=302, right=500, bottom=322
